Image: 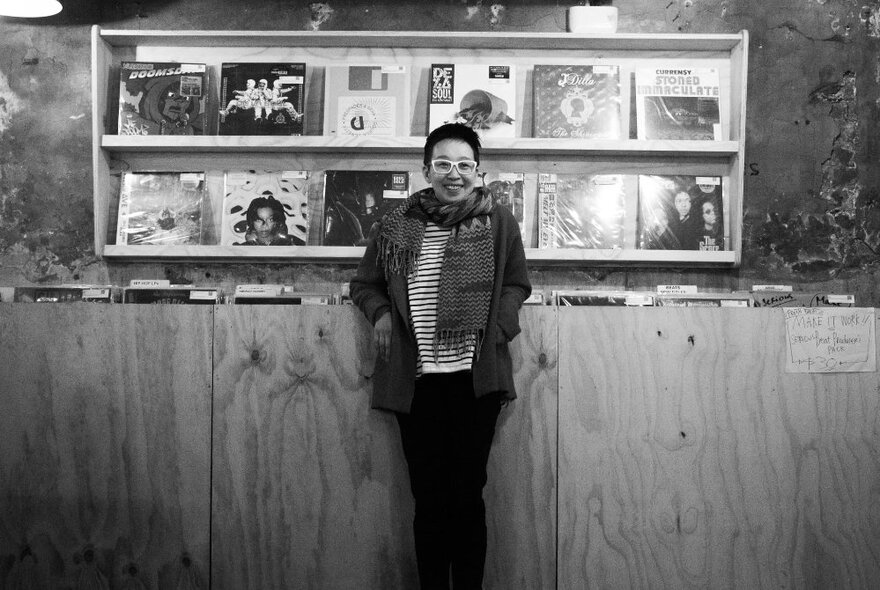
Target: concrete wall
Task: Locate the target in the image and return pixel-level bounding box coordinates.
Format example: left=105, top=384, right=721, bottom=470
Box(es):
left=1, top=0, right=878, bottom=303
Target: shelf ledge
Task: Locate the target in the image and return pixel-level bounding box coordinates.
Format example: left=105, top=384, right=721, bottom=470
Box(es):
left=98, top=29, right=747, bottom=52
left=102, top=245, right=737, bottom=266
left=102, top=135, right=740, bottom=157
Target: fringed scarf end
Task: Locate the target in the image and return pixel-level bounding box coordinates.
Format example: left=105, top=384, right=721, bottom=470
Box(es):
left=377, top=234, right=418, bottom=279
left=433, top=328, right=486, bottom=361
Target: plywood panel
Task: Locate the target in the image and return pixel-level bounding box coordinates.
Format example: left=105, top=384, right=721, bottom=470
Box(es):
left=211, top=305, right=557, bottom=590
left=211, top=305, right=417, bottom=590
left=0, top=304, right=212, bottom=589
left=486, top=306, right=559, bottom=589
left=558, top=307, right=880, bottom=590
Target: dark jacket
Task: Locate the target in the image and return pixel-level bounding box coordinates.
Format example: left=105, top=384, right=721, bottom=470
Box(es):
left=350, top=202, right=531, bottom=413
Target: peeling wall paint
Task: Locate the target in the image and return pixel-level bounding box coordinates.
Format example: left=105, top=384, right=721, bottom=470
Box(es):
left=308, top=2, right=334, bottom=30
left=863, top=4, right=880, bottom=37
left=0, top=70, right=24, bottom=135
left=751, top=66, right=880, bottom=277
left=489, top=4, right=507, bottom=27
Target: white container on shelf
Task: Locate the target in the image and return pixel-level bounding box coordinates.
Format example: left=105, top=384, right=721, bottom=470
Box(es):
left=567, top=5, right=618, bottom=33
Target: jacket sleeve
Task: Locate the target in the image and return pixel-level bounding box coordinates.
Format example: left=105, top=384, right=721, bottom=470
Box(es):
left=350, top=229, right=392, bottom=326
left=495, top=208, right=531, bottom=342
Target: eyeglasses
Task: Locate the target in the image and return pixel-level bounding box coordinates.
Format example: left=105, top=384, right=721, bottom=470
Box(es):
left=430, top=159, right=478, bottom=175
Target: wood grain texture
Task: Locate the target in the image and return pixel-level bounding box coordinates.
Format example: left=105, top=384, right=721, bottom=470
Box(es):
left=557, top=307, right=880, bottom=590
left=211, top=305, right=417, bottom=590
left=211, top=305, right=559, bottom=590
left=485, top=306, right=559, bottom=589
left=0, top=304, right=212, bottom=590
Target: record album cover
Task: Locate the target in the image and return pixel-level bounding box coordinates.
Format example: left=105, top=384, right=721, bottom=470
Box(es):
left=123, top=287, right=219, bottom=304
left=116, top=172, right=205, bottom=246
left=479, top=171, right=524, bottom=235
left=552, top=290, right=655, bottom=306
left=13, top=286, right=116, bottom=303
left=428, top=63, right=516, bottom=138
left=635, top=66, right=721, bottom=140
left=324, top=64, right=410, bottom=136
left=533, top=64, right=622, bottom=139
left=219, top=62, right=305, bottom=135
left=118, top=61, right=207, bottom=135
left=637, top=174, right=725, bottom=251
left=538, top=173, right=627, bottom=249
left=220, top=170, right=311, bottom=246
left=322, top=170, right=409, bottom=246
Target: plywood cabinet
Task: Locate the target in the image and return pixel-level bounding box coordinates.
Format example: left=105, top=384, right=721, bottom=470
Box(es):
left=0, top=305, right=212, bottom=589
left=7, top=305, right=872, bottom=588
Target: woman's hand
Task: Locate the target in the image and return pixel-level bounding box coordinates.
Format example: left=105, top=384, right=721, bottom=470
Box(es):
left=374, top=312, right=392, bottom=362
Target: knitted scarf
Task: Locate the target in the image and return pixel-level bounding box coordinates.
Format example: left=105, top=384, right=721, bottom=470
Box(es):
left=377, top=187, right=495, bottom=354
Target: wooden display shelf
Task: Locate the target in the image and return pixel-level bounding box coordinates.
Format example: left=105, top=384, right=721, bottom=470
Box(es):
left=92, top=26, right=748, bottom=267
left=101, top=135, right=740, bottom=157
left=98, top=29, right=745, bottom=52
left=102, top=244, right=737, bottom=267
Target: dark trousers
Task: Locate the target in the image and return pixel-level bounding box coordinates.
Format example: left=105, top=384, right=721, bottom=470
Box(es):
left=396, top=372, right=502, bottom=590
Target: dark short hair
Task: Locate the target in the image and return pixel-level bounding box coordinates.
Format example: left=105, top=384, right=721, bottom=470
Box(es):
left=423, top=123, right=481, bottom=166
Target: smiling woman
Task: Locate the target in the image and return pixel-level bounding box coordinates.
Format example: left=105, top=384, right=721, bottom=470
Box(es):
left=350, top=122, right=532, bottom=589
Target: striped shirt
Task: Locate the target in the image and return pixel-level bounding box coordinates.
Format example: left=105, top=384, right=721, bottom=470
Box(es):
left=408, top=222, right=477, bottom=375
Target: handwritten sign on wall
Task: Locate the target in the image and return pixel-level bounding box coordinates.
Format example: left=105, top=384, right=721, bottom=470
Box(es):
left=784, top=307, right=876, bottom=373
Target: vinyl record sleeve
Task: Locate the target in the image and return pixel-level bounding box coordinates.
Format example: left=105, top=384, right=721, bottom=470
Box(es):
left=116, top=172, right=205, bottom=246
left=428, top=63, right=516, bottom=138
left=635, top=66, right=721, bottom=140
left=324, top=64, right=410, bottom=136
left=118, top=61, right=207, bottom=135
left=479, top=171, right=525, bottom=238
left=637, top=174, right=725, bottom=251
left=537, top=173, right=627, bottom=249
left=220, top=170, right=311, bottom=246
left=219, top=62, right=305, bottom=135
left=533, top=64, right=622, bottom=139
left=322, top=170, right=409, bottom=246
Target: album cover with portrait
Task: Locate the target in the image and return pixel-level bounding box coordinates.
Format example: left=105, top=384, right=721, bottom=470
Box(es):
left=428, top=63, right=517, bottom=138
left=220, top=170, right=311, bottom=246
left=533, top=64, right=623, bottom=139
left=321, top=170, right=409, bottom=246
left=118, top=61, right=207, bottom=135
left=219, top=62, right=306, bottom=135
left=637, top=174, right=725, bottom=251
left=324, top=64, right=410, bottom=137
left=116, top=172, right=205, bottom=246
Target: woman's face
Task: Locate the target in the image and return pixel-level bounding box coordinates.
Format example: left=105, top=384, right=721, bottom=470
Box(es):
left=252, top=207, right=277, bottom=238
left=702, top=201, right=717, bottom=227
left=674, top=192, right=691, bottom=218
left=423, top=138, right=478, bottom=205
